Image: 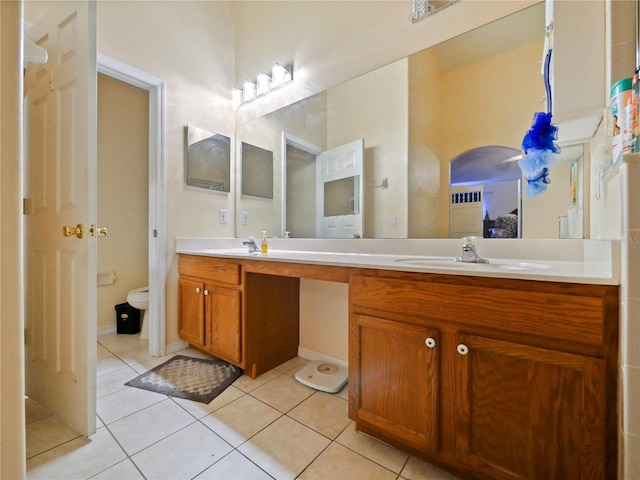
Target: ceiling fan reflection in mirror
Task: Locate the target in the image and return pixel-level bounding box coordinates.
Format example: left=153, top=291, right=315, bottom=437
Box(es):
left=411, top=0, right=458, bottom=23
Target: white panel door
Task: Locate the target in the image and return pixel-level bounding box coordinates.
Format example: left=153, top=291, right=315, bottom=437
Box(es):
left=24, top=1, right=98, bottom=436
left=449, top=185, right=483, bottom=239
left=316, top=139, right=364, bottom=238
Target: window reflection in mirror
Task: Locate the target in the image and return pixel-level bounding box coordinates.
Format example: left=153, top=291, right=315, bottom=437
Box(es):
left=448, top=146, right=522, bottom=239
left=186, top=124, right=230, bottom=192
left=324, top=176, right=359, bottom=216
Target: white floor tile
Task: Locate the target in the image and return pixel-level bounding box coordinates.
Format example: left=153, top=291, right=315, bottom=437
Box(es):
left=96, top=353, right=130, bottom=378
left=26, top=416, right=81, bottom=459
left=195, top=450, right=273, bottom=479
left=238, top=416, right=330, bottom=480
left=200, top=394, right=282, bottom=447
left=250, top=374, right=315, bottom=413
left=97, top=386, right=166, bottom=425
left=288, top=391, right=350, bottom=439
left=299, top=442, right=397, bottom=480
left=131, top=422, right=232, bottom=479
left=106, top=398, right=195, bottom=455
left=335, top=421, right=409, bottom=473
left=98, top=333, right=147, bottom=355
left=96, top=365, right=140, bottom=398
left=233, top=369, right=282, bottom=393
left=401, top=456, right=462, bottom=480
left=26, top=428, right=126, bottom=479
left=90, top=458, right=144, bottom=479
left=274, top=356, right=310, bottom=376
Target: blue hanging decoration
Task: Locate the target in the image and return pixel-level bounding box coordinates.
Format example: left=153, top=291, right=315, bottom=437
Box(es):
left=519, top=49, right=560, bottom=197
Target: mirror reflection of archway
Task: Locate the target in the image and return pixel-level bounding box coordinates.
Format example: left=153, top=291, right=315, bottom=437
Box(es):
left=449, top=145, right=522, bottom=239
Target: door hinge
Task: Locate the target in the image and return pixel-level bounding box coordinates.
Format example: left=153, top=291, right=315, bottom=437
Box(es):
left=153, top=229, right=158, bottom=238
left=23, top=198, right=32, bottom=215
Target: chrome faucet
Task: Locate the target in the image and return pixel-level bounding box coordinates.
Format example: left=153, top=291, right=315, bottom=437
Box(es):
left=454, top=236, right=489, bottom=263
left=242, top=236, right=260, bottom=253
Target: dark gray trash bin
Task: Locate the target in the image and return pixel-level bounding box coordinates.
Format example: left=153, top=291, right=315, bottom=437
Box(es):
left=115, top=302, right=141, bottom=334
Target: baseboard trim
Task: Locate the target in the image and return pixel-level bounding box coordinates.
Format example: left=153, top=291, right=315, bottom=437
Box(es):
left=98, top=325, right=117, bottom=336
left=297, top=346, right=348, bottom=369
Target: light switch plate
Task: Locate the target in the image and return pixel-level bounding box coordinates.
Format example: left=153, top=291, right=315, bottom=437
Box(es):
left=219, top=209, right=228, bottom=224
left=241, top=211, right=249, bottom=225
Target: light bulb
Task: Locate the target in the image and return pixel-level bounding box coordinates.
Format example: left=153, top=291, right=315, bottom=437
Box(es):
left=272, top=64, right=291, bottom=87
left=242, top=80, right=256, bottom=102
left=256, top=72, right=271, bottom=95
left=232, top=87, right=243, bottom=106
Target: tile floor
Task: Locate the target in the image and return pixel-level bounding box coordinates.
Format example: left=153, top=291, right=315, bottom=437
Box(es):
left=25, top=332, right=462, bottom=480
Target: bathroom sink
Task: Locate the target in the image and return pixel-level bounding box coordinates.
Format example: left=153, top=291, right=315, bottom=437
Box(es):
left=393, top=257, right=551, bottom=271
left=195, top=248, right=261, bottom=256
left=393, top=257, right=462, bottom=268
left=494, top=261, right=551, bottom=271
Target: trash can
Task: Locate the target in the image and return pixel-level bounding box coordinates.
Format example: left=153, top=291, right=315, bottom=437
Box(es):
left=115, top=302, right=141, bottom=334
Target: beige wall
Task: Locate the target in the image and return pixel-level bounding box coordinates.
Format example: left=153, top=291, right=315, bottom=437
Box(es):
left=96, top=1, right=236, bottom=345
left=97, top=74, right=149, bottom=330
left=409, top=47, right=444, bottom=238
left=327, top=59, right=409, bottom=239
left=299, top=279, right=348, bottom=362
left=438, top=40, right=544, bottom=238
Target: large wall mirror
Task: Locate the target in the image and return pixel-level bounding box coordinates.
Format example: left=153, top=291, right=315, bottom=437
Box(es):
left=235, top=2, right=588, bottom=239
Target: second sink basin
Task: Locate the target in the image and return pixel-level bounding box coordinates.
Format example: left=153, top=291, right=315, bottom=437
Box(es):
left=393, top=257, right=551, bottom=271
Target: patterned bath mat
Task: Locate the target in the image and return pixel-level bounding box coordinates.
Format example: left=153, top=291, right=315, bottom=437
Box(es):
left=125, top=355, right=242, bottom=404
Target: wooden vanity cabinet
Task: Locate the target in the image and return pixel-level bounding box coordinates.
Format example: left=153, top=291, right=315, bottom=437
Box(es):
left=178, top=254, right=301, bottom=378
left=349, top=271, right=618, bottom=480
left=178, top=255, right=242, bottom=365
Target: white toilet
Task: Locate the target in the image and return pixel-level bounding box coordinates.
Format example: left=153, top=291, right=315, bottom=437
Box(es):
left=127, top=286, right=149, bottom=339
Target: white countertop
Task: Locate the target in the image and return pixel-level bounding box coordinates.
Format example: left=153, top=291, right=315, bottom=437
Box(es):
left=175, top=238, right=620, bottom=285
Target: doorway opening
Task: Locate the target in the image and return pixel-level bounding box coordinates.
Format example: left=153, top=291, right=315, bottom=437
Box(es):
left=282, top=133, right=322, bottom=238
left=98, top=54, right=166, bottom=357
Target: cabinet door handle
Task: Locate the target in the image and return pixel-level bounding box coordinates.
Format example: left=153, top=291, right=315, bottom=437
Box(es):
left=425, top=337, right=436, bottom=348
left=204, top=289, right=209, bottom=296
left=195, top=287, right=201, bottom=293
left=457, top=344, right=469, bottom=355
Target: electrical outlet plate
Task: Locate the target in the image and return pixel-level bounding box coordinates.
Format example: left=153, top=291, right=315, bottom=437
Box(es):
left=219, top=209, right=227, bottom=224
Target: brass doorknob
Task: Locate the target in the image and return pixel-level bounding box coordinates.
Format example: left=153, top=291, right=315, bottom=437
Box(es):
left=62, top=224, right=85, bottom=239
left=89, top=224, right=108, bottom=237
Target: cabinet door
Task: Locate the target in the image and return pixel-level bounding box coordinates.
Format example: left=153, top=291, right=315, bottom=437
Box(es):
left=178, top=277, right=205, bottom=345
left=205, top=285, right=241, bottom=365
left=351, top=314, right=439, bottom=452
left=455, top=333, right=606, bottom=480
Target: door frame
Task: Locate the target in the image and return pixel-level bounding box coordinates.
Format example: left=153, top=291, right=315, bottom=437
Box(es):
left=97, top=54, right=166, bottom=357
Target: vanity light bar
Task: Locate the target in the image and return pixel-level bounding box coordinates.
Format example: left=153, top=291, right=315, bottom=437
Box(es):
left=232, top=63, right=293, bottom=106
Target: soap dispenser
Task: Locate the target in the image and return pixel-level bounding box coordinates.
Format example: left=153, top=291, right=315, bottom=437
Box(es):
left=261, top=231, right=268, bottom=254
